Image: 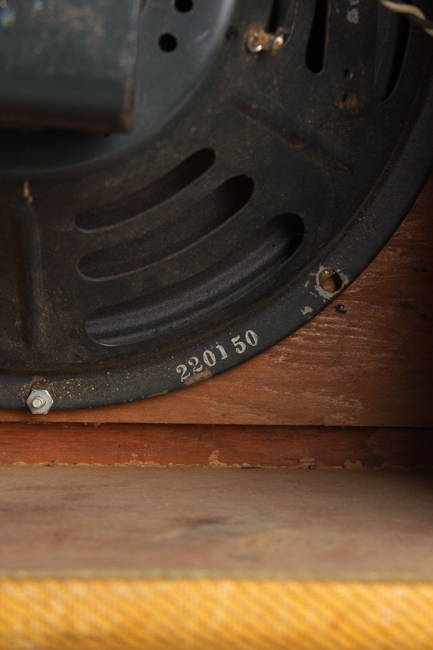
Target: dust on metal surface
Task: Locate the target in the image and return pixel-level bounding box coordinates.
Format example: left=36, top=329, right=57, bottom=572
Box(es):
left=0, top=0, right=431, bottom=410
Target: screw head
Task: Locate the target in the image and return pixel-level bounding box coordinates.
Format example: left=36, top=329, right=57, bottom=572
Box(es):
left=246, top=31, right=263, bottom=53
left=26, top=389, right=53, bottom=415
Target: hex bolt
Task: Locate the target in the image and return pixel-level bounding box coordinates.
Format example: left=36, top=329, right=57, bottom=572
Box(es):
left=26, top=388, right=54, bottom=415
left=31, top=396, right=46, bottom=410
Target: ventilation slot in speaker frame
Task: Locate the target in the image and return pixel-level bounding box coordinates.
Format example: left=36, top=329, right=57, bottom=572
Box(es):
left=85, top=213, right=305, bottom=347
left=78, top=176, right=254, bottom=279
left=75, top=148, right=216, bottom=231
left=306, top=0, right=328, bottom=73
left=374, top=0, right=411, bottom=102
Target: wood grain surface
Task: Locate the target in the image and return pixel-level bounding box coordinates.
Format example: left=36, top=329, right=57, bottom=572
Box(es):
left=0, top=423, right=432, bottom=468
left=1, top=466, right=433, bottom=578
left=1, top=176, right=432, bottom=427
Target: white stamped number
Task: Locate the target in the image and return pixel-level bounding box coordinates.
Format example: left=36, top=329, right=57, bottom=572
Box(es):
left=176, top=330, right=259, bottom=383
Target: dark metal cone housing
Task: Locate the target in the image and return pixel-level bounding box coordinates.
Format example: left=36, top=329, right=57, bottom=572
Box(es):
left=0, top=0, right=432, bottom=410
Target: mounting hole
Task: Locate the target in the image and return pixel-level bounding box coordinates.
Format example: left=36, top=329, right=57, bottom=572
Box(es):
left=174, top=0, right=193, bottom=11
left=159, top=33, right=178, bottom=52
left=344, top=68, right=353, bottom=79
left=319, top=269, right=343, bottom=293
left=342, top=92, right=351, bottom=105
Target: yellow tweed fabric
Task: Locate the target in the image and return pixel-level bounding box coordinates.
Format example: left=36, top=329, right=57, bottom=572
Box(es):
left=1, top=579, right=433, bottom=650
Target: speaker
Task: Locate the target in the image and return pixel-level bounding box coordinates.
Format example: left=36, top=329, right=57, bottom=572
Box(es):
left=1, top=0, right=432, bottom=412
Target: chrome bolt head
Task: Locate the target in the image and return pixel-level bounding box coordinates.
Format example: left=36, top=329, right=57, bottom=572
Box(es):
left=26, top=389, right=53, bottom=415
left=31, top=396, right=45, bottom=409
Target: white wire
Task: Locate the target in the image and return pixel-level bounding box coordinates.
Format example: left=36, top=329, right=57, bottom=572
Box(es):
left=379, top=0, right=433, bottom=36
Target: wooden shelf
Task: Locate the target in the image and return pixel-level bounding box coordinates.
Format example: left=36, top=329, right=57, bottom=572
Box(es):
left=1, top=465, right=432, bottom=579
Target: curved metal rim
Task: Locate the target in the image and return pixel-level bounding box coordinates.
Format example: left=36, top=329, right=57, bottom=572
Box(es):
left=2, top=67, right=433, bottom=412
left=1, top=4, right=433, bottom=411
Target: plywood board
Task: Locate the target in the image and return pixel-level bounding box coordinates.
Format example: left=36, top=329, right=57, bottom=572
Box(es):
left=1, top=423, right=432, bottom=468
left=1, top=466, right=433, bottom=579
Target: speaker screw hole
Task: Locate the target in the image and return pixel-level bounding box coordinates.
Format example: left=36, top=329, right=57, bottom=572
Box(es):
left=344, top=68, right=352, bottom=79
left=319, top=269, right=343, bottom=293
